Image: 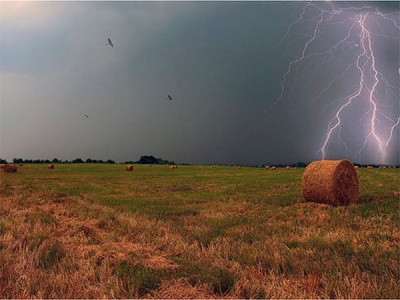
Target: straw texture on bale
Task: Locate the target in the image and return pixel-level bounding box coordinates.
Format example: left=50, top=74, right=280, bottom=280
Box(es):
left=125, top=165, right=133, bottom=171
left=3, top=164, right=17, bottom=173
left=302, top=160, right=359, bottom=206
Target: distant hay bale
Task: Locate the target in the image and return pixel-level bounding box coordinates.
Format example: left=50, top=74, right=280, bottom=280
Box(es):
left=367, top=166, right=373, bottom=169
left=265, top=166, right=270, bottom=169
left=271, top=166, right=276, bottom=170
left=48, top=164, right=54, bottom=169
left=302, top=160, right=359, bottom=206
left=170, top=165, right=178, bottom=169
left=3, top=164, right=17, bottom=173
left=125, top=165, right=133, bottom=171
left=286, top=166, right=291, bottom=170
left=354, top=165, right=359, bottom=170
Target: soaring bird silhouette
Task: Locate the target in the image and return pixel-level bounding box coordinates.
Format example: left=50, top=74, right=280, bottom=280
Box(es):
left=167, top=95, right=172, bottom=101
left=106, top=38, right=114, bottom=47
left=84, top=114, right=89, bottom=118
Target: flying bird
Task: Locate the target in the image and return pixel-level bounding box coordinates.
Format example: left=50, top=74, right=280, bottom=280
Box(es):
left=106, top=38, right=114, bottom=47
left=84, top=114, right=89, bottom=118
left=167, top=95, right=172, bottom=101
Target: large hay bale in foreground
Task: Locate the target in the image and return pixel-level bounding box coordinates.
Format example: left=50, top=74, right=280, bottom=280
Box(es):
left=302, top=160, right=359, bottom=206
left=125, top=165, right=133, bottom=171
left=3, top=164, right=17, bottom=173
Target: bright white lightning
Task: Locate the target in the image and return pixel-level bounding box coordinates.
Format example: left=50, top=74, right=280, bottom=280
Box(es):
left=272, top=2, right=399, bottom=165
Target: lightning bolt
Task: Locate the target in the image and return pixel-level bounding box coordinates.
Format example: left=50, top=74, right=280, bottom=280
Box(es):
left=271, top=1, right=399, bottom=165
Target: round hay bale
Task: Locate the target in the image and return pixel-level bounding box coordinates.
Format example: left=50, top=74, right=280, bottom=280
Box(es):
left=170, top=165, right=178, bottom=169
left=271, top=166, right=276, bottom=170
left=302, top=160, right=359, bottom=206
left=367, top=166, right=373, bottom=169
left=4, top=164, right=17, bottom=173
left=48, top=164, right=54, bottom=169
left=354, top=165, right=359, bottom=170
left=125, top=165, right=133, bottom=171
left=286, top=166, right=291, bottom=170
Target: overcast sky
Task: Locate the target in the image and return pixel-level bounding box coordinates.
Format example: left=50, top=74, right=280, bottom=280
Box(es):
left=1, top=1, right=399, bottom=165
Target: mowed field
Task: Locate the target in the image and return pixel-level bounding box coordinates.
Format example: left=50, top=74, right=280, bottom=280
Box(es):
left=0, top=164, right=398, bottom=298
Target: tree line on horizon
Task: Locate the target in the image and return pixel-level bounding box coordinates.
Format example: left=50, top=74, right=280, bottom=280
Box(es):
left=0, top=157, right=398, bottom=168
left=0, top=155, right=175, bottom=166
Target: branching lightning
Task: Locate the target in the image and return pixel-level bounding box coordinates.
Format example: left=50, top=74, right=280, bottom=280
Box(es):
left=271, top=1, right=399, bottom=164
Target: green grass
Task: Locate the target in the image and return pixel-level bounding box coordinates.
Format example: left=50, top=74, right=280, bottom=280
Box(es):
left=0, top=164, right=398, bottom=298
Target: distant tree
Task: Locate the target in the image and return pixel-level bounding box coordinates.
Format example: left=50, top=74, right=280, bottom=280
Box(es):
left=138, top=155, right=158, bottom=164
left=0, top=158, right=7, bottom=164
left=13, top=158, right=23, bottom=164
left=72, top=158, right=84, bottom=163
left=157, top=157, right=175, bottom=165
left=52, top=158, right=61, bottom=163
left=106, top=159, right=115, bottom=164
left=86, top=158, right=93, bottom=163
left=295, top=162, right=307, bottom=168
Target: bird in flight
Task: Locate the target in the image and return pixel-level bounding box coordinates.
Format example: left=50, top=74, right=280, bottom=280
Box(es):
left=106, top=38, right=114, bottom=47
left=84, top=114, right=89, bottom=118
left=167, top=95, right=172, bottom=101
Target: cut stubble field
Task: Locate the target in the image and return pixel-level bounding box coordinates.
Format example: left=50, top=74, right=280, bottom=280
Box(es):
left=0, top=164, right=398, bottom=298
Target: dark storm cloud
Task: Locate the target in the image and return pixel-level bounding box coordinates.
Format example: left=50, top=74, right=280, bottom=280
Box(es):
left=1, top=2, right=398, bottom=165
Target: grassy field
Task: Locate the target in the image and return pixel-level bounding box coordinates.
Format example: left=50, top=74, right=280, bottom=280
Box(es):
left=0, top=164, right=398, bottom=298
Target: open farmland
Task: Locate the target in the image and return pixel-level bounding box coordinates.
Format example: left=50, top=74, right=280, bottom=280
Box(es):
left=0, top=164, right=398, bottom=298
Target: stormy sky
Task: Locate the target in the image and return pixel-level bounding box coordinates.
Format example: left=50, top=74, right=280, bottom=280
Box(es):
left=1, top=1, right=399, bottom=165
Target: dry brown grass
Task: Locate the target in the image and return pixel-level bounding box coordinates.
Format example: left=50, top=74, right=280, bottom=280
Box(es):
left=0, top=190, right=185, bottom=298
left=0, top=165, right=398, bottom=298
